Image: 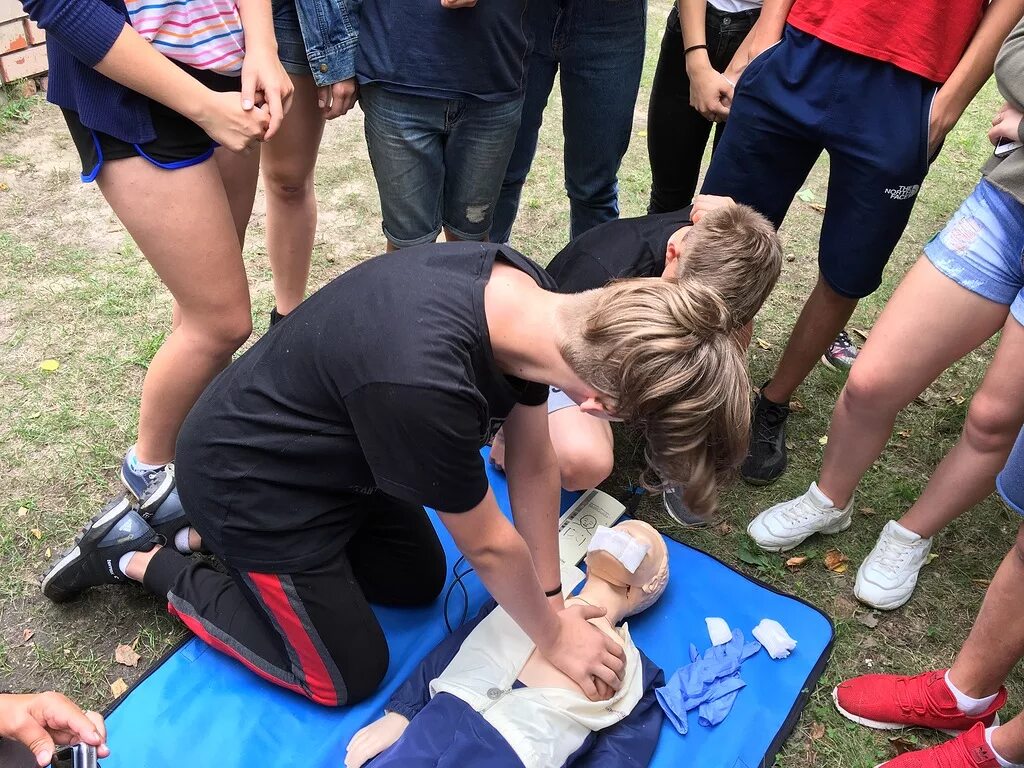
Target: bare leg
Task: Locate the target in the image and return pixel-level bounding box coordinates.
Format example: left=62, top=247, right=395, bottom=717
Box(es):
left=948, top=524, right=1024, bottom=702
left=761, top=275, right=857, bottom=404
left=98, top=157, right=254, bottom=464
left=261, top=75, right=325, bottom=314
left=816, top=258, right=1010, bottom=508
left=215, top=145, right=261, bottom=249
left=548, top=406, right=614, bottom=491
left=899, top=316, right=1024, bottom=537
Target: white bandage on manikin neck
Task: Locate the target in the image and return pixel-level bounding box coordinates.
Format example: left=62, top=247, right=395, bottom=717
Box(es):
left=587, top=526, right=651, bottom=574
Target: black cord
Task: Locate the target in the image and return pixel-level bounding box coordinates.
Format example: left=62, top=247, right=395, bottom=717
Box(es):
left=442, top=555, right=475, bottom=633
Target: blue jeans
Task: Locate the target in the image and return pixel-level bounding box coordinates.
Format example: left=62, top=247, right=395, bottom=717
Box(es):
left=491, top=0, right=647, bottom=244
left=361, top=85, right=525, bottom=248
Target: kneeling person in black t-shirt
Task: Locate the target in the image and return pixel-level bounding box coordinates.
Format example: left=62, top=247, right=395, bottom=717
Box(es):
left=491, top=197, right=782, bottom=519
left=43, top=239, right=756, bottom=706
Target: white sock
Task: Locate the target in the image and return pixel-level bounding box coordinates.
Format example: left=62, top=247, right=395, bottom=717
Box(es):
left=808, top=482, right=835, bottom=508
left=118, top=551, right=137, bottom=576
left=174, top=527, right=194, bottom=554
left=127, top=445, right=166, bottom=473
left=946, top=671, right=998, bottom=715
left=986, top=727, right=1024, bottom=768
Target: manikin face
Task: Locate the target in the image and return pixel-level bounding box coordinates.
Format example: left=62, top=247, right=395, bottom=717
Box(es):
left=584, top=520, right=669, bottom=617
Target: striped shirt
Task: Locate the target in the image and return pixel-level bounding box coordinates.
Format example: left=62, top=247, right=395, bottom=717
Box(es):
left=126, top=0, right=245, bottom=75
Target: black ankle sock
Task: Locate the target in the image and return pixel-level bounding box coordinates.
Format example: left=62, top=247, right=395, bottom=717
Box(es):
left=269, top=307, right=287, bottom=328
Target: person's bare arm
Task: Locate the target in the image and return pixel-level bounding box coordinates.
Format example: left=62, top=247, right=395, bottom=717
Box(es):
left=236, top=0, right=294, bottom=139
left=502, top=402, right=563, bottom=606
left=439, top=490, right=626, bottom=700
left=92, top=25, right=269, bottom=152
left=930, top=0, right=1024, bottom=156
left=681, top=0, right=733, bottom=121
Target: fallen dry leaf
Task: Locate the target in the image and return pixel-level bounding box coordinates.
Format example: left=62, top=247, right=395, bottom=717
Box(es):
left=789, top=398, right=805, bottom=411
left=949, top=394, right=967, bottom=406
left=889, top=736, right=918, bottom=756
left=860, top=507, right=876, bottom=516
left=115, top=643, right=141, bottom=668
left=851, top=328, right=869, bottom=341
left=808, top=202, right=827, bottom=213
left=785, top=253, right=796, bottom=262
left=44, top=547, right=51, bottom=558
left=856, top=612, right=879, bottom=629
left=22, top=628, right=34, bottom=643
left=29, top=528, right=41, bottom=540
left=824, top=549, right=849, bottom=574
left=925, top=553, right=939, bottom=565
left=972, top=579, right=991, bottom=588
left=756, top=338, right=773, bottom=350
left=111, top=678, right=128, bottom=698
left=17, top=506, right=28, bottom=517
left=785, top=555, right=809, bottom=569
left=785, top=440, right=796, bottom=451
left=39, top=359, right=60, bottom=372
left=898, top=430, right=911, bottom=438
left=0, top=182, right=9, bottom=192
left=818, top=435, right=829, bottom=446
left=809, top=722, right=826, bottom=741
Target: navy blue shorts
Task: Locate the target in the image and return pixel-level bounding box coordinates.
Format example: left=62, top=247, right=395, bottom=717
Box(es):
left=701, top=26, right=938, bottom=299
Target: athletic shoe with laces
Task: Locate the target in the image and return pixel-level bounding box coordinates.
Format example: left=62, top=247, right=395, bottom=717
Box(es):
left=747, top=482, right=853, bottom=552
left=877, top=723, right=1001, bottom=768
left=855, top=520, right=933, bottom=610
left=662, top=487, right=708, bottom=528
left=146, top=484, right=189, bottom=542
left=741, top=384, right=791, bottom=485
left=822, top=329, right=860, bottom=371
left=833, top=669, right=1005, bottom=735
left=120, top=454, right=176, bottom=514
left=40, top=493, right=161, bottom=603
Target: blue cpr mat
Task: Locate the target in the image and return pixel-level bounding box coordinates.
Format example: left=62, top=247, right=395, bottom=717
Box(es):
left=104, top=454, right=833, bottom=768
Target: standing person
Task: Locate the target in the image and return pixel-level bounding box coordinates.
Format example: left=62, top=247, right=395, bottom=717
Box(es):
left=830, top=428, right=1024, bottom=768
left=747, top=18, right=1024, bottom=611
left=21, top=0, right=293, bottom=515
left=356, top=0, right=528, bottom=252
left=646, top=0, right=760, bottom=216
left=700, top=0, right=1024, bottom=486
left=260, top=0, right=360, bottom=327
left=41, top=241, right=751, bottom=707
left=489, top=0, right=648, bottom=245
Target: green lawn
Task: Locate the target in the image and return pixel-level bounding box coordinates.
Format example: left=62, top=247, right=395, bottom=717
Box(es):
left=0, top=5, right=1017, bottom=766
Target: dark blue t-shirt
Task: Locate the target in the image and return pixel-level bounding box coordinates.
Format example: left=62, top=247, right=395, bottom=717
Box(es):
left=356, top=0, right=529, bottom=102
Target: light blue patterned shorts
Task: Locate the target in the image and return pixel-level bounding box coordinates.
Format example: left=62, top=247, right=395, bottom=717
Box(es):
left=924, top=177, right=1024, bottom=326
left=547, top=386, right=577, bottom=414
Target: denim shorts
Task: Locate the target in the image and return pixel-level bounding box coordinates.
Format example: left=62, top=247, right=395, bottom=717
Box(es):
left=924, top=177, right=1024, bottom=326
left=360, top=85, right=525, bottom=247
left=271, top=0, right=310, bottom=75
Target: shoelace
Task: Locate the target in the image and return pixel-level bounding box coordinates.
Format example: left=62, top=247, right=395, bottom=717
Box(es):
left=923, top=729, right=993, bottom=768
left=779, top=500, right=818, bottom=525
left=894, top=672, right=948, bottom=718
left=873, top=531, right=915, bottom=574
left=753, top=405, right=787, bottom=446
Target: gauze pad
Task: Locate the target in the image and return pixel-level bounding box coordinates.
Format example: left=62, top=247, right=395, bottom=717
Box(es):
left=587, top=525, right=651, bottom=574
left=705, top=617, right=732, bottom=647
left=751, top=619, right=797, bottom=660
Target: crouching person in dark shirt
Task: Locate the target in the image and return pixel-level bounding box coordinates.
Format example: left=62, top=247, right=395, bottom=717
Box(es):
left=42, top=240, right=755, bottom=706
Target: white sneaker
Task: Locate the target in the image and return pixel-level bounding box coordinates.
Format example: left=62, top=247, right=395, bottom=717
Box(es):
left=854, top=520, right=932, bottom=610
left=747, top=482, right=853, bottom=552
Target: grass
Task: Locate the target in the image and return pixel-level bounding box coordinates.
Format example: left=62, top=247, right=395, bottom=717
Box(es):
left=0, top=3, right=1017, bottom=765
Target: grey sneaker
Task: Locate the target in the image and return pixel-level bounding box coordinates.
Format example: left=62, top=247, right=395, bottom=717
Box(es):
left=663, top=488, right=708, bottom=528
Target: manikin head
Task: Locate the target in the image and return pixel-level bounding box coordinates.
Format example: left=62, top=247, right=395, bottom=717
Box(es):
left=581, top=520, right=669, bottom=621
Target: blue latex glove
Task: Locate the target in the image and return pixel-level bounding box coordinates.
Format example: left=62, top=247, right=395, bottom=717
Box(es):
left=655, top=629, right=761, bottom=735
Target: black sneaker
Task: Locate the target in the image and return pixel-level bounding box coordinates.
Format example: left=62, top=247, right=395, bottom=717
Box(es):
left=741, top=385, right=791, bottom=486
left=147, top=485, right=189, bottom=542
left=41, top=494, right=160, bottom=603
left=268, top=307, right=286, bottom=330
left=821, top=329, right=859, bottom=371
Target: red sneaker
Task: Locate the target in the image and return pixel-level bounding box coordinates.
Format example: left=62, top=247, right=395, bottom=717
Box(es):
left=834, top=670, right=1005, bottom=735
left=879, top=723, right=1000, bottom=767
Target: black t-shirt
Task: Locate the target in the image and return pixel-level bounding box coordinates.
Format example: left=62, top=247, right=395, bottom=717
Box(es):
left=545, top=207, right=694, bottom=293
left=176, top=243, right=555, bottom=571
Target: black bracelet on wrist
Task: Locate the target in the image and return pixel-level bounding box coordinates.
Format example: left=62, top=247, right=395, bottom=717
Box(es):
left=544, top=584, right=563, bottom=598
left=684, top=43, right=709, bottom=56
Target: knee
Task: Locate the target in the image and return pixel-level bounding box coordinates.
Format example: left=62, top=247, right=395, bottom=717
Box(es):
left=337, top=640, right=390, bottom=706
left=407, top=553, right=447, bottom=606
left=964, top=393, right=1020, bottom=455
left=264, top=168, right=314, bottom=205
left=558, top=444, right=614, bottom=492
left=186, top=308, right=252, bottom=357
left=839, top=369, right=898, bottom=419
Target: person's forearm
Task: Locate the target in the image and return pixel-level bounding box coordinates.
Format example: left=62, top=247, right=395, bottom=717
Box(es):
left=505, top=445, right=562, bottom=598
left=750, top=0, right=795, bottom=45
left=93, top=25, right=214, bottom=123
left=236, top=0, right=278, bottom=53
left=724, top=24, right=757, bottom=77
left=680, top=0, right=712, bottom=76
left=936, top=0, right=1024, bottom=124
left=466, top=522, right=561, bottom=649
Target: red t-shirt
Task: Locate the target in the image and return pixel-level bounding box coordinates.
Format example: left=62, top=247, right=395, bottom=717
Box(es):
left=787, top=0, right=985, bottom=83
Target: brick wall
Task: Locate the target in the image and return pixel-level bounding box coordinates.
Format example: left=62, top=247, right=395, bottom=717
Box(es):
left=0, top=0, right=47, bottom=85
